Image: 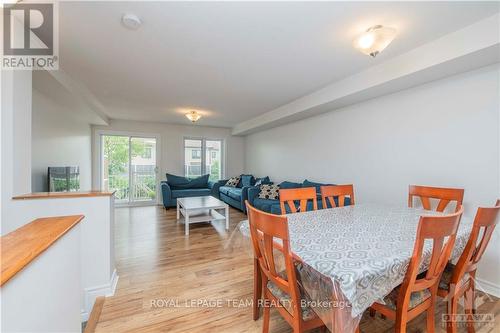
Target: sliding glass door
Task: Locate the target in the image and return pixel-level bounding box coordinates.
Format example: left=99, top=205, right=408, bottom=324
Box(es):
left=102, top=135, right=158, bottom=205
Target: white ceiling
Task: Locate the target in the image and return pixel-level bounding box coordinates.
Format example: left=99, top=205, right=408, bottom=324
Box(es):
left=59, top=1, right=499, bottom=128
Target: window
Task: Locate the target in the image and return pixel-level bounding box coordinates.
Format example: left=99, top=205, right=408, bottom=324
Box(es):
left=184, top=138, right=223, bottom=181
left=192, top=149, right=201, bottom=159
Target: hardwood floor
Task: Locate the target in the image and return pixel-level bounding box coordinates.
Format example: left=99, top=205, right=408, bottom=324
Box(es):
left=95, top=206, right=500, bottom=333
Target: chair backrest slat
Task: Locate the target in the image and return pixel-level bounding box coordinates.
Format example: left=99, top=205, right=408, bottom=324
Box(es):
left=246, top=202, right=302, bottom=314
left=279, top=187, right=317, bottom=214
left=408, top=185, right=464, bottom=212
left=449, top=200, right=500, bottom=288
left=398, top=207, right=463, bottom=306
left=321, top=185, right=355, bottom=209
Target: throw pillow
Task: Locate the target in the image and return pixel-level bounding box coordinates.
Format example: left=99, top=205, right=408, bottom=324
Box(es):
left=225, top=176, right=240, bottom=187
left=240, top=174, right=255, bottom=187
left=255, top=176, right=271, bottom=186
left=258, top=184, right=280, bottom=200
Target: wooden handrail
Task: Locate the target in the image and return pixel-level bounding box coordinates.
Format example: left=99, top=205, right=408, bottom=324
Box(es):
left=12, top=191, right=115, bottom=200
left=0, top=215, right=84, bottom=286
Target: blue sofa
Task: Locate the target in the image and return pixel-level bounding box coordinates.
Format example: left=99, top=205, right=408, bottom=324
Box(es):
left=248, top=179, right=351, bottom=214
left=212, top=175, right=271, bottom=213
left=160, top=174, right=218, bottom=208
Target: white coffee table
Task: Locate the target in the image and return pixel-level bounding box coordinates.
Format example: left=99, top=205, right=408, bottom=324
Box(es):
left=176, top=196, right=229, bottom=235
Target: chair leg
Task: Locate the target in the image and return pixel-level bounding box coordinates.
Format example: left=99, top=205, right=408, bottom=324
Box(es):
left=426, top=301, right=436, bottom=333
left=262, top=301, right=270, bottom=333
left=253, top=258, right=262, bottom=320
left=470, top=273, right=477, bottom=315
left=465, top=288, right=476, bottom=333
left=394, top=309, right=407, bottom=333
left=447, top=296, right=459, bottom=333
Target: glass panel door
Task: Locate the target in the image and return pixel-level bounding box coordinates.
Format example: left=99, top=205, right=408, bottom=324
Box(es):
left=102, top=135, right=130, bottom=203
left=102, top=135, right=158, bottom=205
left=130, top=137, right=157, bottom=202
left=205, top=140, right=222, bottom=181
left=184, top=139, right=202, bottom=178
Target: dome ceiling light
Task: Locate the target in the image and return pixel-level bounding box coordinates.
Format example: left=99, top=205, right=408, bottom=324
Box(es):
left=185, top=111, right=201, bottom=123
left=353, top=25, right=397, bottom=58
left=122, top=14, right=142, bottom=30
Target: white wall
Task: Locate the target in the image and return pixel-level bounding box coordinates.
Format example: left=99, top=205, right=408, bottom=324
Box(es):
left=1, top=225, right=82, bottom=333
left=1, top=69, right=32, bottom=234
left=31, top=89, right=92, bottom=192
left=92, top=120, right=246, bottom=190
left=245, top=64, right=500, bottom=292
left=8, top=196, right=117, bottom=321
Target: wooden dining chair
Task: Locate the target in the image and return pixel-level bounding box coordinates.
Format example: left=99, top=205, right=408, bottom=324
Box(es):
left=320, top=184, right=355, bottom=208
left=369, top=206, right=463, bottom=333
left=279, top=187, right=318, bottom=214
left=438, top=200, right=500, bottom=333
left=246, top=202, right=325, bottom=333
left=408, top=185, right=464, bottom=212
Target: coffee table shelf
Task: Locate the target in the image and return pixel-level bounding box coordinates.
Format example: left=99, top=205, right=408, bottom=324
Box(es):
left=176, top=196, right=229, bottom=235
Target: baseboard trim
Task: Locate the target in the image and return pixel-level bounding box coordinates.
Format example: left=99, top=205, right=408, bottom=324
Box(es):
left=475, top=277, right=500, bottom=298
left=81, top=269, right=119, bottom=322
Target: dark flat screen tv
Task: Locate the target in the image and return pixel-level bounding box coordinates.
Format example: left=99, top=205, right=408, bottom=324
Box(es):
left=48, top=166, right=80, bottom=192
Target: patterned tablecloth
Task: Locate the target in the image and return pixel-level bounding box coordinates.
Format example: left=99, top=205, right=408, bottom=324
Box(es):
left=241, top=203, right=473, bottom=319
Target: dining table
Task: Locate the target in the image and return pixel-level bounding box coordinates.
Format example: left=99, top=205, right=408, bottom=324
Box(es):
left=238, top=203, right=473, bottom=333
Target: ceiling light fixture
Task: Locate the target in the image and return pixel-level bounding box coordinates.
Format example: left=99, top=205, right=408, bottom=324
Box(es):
left=353, top=25, right=397, bottom=58
left=122, top=14, right=142, bottom=30
left=185, top=111, right=201, bottom=123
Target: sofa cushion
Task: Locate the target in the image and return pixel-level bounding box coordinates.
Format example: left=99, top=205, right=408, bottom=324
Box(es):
left=220, top=186, right=243, bottom=201
left=303, top=179, right=333, bottom=193
left=166, top=173, right=190, bottom=187
left=240, top=174, right=255, bottom=187
left=189, top=174, right=209, bottom=188
left=171, top=188, right=211, bottom=198
left=253, top=198, right=280, bottom=213
left=166, top=173, right=209, bottom=190
left=279, top=181, right=303, bottom=189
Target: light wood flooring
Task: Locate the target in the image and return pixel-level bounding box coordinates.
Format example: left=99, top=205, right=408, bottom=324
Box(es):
left=94, top=206, right=500, bottom=333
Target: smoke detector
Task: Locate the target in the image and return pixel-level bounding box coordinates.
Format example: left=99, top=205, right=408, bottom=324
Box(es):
left=122, top=14, right=142, bottom=30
